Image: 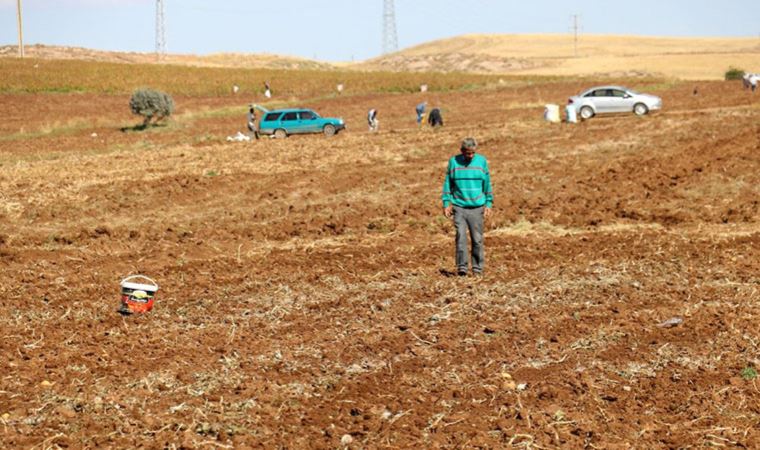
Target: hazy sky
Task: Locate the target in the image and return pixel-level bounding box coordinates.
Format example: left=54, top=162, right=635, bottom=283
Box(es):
left=1, top=0, right=759, bottom=61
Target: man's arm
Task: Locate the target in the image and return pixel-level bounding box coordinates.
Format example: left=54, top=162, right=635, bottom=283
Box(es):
left=442, top=159, right=453, bottom=218
left=483, top=159, right=494, bottom=219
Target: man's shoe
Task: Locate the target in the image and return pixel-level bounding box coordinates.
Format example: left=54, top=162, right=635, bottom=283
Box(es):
left=457, top=270, right=468, bottom=276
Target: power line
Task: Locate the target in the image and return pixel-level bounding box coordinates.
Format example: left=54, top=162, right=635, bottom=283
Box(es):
left=16, top=0, right=24, bottom=58
left=156, top=0, right=166, bottom=60
left=382, top=0, right=398, bottom=54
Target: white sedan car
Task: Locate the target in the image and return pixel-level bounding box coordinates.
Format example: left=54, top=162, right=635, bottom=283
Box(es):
left=568, top=86, right=662, bottom=120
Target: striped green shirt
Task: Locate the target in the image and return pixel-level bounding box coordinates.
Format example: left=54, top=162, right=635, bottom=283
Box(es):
left=442, top=153, right=494, bottom=208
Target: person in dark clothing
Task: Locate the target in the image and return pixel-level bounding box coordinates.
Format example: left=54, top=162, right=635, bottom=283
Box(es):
left=428, top=108, right=443, bottom=127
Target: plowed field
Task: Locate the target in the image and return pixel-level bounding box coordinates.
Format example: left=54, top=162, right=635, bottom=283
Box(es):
left=1, top=70, right=759, bottom=448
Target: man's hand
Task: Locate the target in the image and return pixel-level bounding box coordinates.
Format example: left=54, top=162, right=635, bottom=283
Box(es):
left=443, top=205, right=453, bottom=219
left=484, top=207, right=492, bottom=220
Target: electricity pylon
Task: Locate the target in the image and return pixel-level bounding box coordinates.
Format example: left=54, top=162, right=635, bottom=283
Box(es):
left=382, top=0, right=398, bottom=55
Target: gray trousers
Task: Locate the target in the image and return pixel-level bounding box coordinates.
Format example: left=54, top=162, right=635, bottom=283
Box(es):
left=453, top=205, right=485, bottom=274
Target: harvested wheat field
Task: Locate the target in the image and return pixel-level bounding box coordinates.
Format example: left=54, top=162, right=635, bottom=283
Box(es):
left=1, top=58, right=760, bottom=448
left=358, top=34, right=760, bottom=80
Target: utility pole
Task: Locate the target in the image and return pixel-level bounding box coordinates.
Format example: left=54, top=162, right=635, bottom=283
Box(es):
left=382, top=0, right=398, bottom=55
left=571, top=14, right=580, bottom=58
left=16, top=0, right=24, bottom=58
left=155, top=0, right=166, bottom=60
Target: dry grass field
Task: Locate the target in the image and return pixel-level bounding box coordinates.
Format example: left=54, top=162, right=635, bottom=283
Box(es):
left=0, top=44, right=334, bottom=71
left=357, top=34, right=760, bottom=79
left=6, top=33, right=760, bottom=80
left=1, top=57, right=760, bottom=448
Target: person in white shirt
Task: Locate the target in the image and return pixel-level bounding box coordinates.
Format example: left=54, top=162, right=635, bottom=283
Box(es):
left=749, top=74, right=758, bottom=92
left=264, top=81, right=272, bottom=98
left=367, top=109, right=379, bottom=132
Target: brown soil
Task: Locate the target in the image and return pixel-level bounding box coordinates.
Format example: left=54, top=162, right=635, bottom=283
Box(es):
left=1, top=79, right=760, bottom=448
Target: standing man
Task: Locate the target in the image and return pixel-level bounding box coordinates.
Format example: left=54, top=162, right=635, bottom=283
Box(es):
left=247, top=104, right=260, bottom=140
left=750, top=73, right=758, bottom=93
left=442, top=137, right=493, bottom=276
left=264, top=81, right=272, bottom=99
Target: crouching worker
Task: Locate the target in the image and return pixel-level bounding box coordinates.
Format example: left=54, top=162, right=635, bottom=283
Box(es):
left=415, top=101, right=427, bottom=126
left=428, top=107, right=443, bottom=127
left=442, top=137, right=493, bottom=276
left=367, top=108, right=379, bottom=132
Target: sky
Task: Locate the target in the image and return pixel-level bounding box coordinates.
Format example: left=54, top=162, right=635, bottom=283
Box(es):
left=1, top=0, right=759, bottom=62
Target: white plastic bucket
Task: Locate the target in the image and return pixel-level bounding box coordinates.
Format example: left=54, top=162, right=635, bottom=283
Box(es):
left=544, top=104, right=560, bottom=123
left=119, top=275, right=159, bottom=314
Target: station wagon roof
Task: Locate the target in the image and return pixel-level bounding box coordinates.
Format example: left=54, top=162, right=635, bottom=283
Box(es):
left=265, top=108, right=314, bottom=114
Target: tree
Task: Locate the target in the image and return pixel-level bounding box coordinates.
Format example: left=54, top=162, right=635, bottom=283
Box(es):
left=724, top=67, right=745, bottom=81
left=129, top=88, right=174, bottom=128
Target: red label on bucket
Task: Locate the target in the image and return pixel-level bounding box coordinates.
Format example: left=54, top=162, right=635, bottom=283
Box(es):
left=119, top=276, right=158, bottom=314
left=120, top=291, right=155, bottom=314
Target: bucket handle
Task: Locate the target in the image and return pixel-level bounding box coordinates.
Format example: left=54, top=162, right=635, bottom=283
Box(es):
left=121, top=274, right=158, bottom=289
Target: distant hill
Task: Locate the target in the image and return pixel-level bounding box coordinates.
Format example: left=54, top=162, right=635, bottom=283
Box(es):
left=0, top=44, right=335, bottom=71
left=354, top=34, right=760, bottom=80
left=4, top=34, right=760, bottom=79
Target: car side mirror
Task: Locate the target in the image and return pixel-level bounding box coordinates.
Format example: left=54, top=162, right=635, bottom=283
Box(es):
left=623, top=94, right=631, bottom=99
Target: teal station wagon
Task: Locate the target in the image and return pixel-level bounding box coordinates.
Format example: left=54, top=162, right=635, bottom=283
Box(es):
left=258, top=108, right=345, bottom=138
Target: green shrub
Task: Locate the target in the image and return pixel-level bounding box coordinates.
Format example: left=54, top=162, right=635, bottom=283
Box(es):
left=129, top=88, right=174, bottom=128
left=725, top=67, right=745, bottom=81
left=741, top=366, right=757, bottom=380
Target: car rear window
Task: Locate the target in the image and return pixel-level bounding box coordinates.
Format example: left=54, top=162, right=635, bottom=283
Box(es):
left=264, top=112, right=282, bottom=121
left=282, top=112, right=298, bottom=121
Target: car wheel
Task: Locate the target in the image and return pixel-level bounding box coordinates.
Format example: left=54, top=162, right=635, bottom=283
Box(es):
left=580, top=106, right=594, bottom=120
left=274, top=129, right=287, bottom=139
left=633, top=103, right=649, bottom=116
left=323, top=124, right=336, bottom=137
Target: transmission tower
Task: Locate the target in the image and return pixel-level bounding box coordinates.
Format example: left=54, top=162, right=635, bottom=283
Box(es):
left=155, top=0, right=166, bottom=60
left=571, top=14, right=581, bottom=58
left=382, top=0, right=398, bottom=55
